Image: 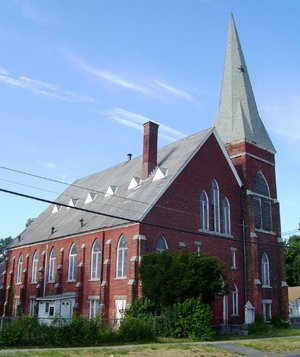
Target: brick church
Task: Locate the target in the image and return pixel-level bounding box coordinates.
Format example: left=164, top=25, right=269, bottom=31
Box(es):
left=2, top=15, right=288, bottom=326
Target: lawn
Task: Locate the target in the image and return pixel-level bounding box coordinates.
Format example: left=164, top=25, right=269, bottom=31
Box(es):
left=238, top=336, right=300, bottom=354
left=0, top=344, right=240, bottom=357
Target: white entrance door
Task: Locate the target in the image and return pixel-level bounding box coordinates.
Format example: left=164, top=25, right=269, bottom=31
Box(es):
left=115, top=299, right=126, bottom=326
left=60, top=299, right=72, bottom=321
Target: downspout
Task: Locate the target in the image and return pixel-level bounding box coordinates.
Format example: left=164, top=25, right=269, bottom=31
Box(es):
left=43, top=245, right=48, bottom=297
left=242, top=219, right=248, bottom=304
left=100, top=231, right=105, bottom=284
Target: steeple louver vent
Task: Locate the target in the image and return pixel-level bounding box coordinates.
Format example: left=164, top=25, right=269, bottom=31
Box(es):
left=128, top=177, right=141, bottom=190
left=105, top=185, right=117, bottom=197
left=85, top=193, right=97, bottom=204
left=152, top=167, right=168, bottom=181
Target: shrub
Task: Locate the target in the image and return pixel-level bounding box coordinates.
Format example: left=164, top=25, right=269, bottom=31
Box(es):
left=248, top=315, right=270, bottom=334
left=155, top=298, right=214, bottom=340
left=271, top=316, right=291, bottom=329
left=0, top=315, right=50, bottom=347
left=125, top=297, right=155, bottom=319
left=118, top=316, right=155, bottom=342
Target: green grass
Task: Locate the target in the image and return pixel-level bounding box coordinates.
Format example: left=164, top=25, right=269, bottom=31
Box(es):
left=238, top=336, right=300, bottom=353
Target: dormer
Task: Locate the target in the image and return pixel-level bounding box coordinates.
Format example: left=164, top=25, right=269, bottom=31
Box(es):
left=128, top=177, right=141, bottom=190
left=85, top=192, right=97, bottom=204
left=52, top=204, right=62, bottom=213
left=152, top=167, right=168, bottom=181
left=105, top=185, right=117, bottom=197
left=67, top=199, right=79, bottom=209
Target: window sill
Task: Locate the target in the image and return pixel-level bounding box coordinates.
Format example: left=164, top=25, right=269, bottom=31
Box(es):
left=231, top=314, right=239, bottom=317
left=198, top=229, right=233, bottom=239
left=89, top=278, right=100, bottom=282
left=231, top=267, right=237, bottom=271
left=262, top=285, right=272, bottom=289
left=255, top=229, right=275, bottom=235
left=30, top=281, right=38, bottom=284
left=114, top=277, right=127, bottom=280
left=48, top=281, right=55, bottom=284
left=66, top=280, right=76, bottom=283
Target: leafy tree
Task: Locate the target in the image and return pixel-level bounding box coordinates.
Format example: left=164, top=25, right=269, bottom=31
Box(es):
left=0, top=236, right=13, bottom=263
left=284, top=235, right=300, bottom=286
left=139, top=250, right=225, bottom=311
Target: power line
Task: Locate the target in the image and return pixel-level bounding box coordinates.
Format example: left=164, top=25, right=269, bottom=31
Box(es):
left=1, top=164, right=296, bottom=236
left=0, top=164, right=247, bottom=230
left=0, top=187, right=288, bottom=249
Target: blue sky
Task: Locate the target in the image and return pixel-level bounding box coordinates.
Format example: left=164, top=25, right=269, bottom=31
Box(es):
left=0, top=0, right=299, bottom=239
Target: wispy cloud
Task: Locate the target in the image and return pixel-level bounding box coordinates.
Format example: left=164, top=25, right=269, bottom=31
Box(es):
left=152, top=80, right=198, bottom=104
left=62, top=49, right=200, bottom=104
left=0, top=71, right=95, bottom=102
left=13, top=0, right=47, bottom=24
left=62, top=50, right=148, bottom=94
left=103, top=107, right=186, bottom=142
left=0, top=67, right=8, bottom=75
left=261, top=94, right=300, bottom=144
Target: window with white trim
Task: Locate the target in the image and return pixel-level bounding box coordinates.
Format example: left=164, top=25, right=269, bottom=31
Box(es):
left=200, top=190, right=209, bottom=230
left=222, top=197, right=231, bottom=235
left=156, top=235, right=168, bottom=253
left=262, top=300, right=272, bottom=322
left=31, top=251, right=38, bottom=283
left=91, top=239, right=101, bottom=280
left=89, top=299, right=99, bottom=319
left=261, top=252, right=270, bottom=287
left=211, top=179, right=220, bottom=232
left=48, top=248, right=56, bottom=282
left=231, top=248, right=237, bottom=269
left=231, top=283, right=238, bottom=316
left=29, top=298, right=36, bottom=316
left=116, top=235, right=128, bottom=278
left=17, top=255, right=23, bottom=284
left=68, top=244, right=77, bottom=281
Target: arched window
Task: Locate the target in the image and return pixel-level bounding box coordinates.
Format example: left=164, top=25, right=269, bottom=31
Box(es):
left=116, top=235, right=127, bottom=278
left=261, top=252, right=270, bottom=287
left=31, top=251, right=38, bottom=283
left=222, top=197, right=231, bottom=235
left=91, top=239, right=101, bottom=280
left=156, top=235, right=168, bottom=253
left=252, top=171, right=272, bottom=231
left=211, top=179, right=220, bottom=232
left=17, top=255, right=23, bottom=284
left=68, top=244, right=77, bottom=281
left=200, top=191, right=209, bottom=231
left=231, top=283, right=238, bottom=316
left=48, top=248, right=56, bottom=282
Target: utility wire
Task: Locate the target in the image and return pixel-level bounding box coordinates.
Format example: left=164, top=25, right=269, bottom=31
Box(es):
left=0, top=187, right=288, bottom=248
left=1, top=165, right=297, bottom=236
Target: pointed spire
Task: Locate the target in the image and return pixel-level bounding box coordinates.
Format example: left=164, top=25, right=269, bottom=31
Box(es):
left=214, top=15, right=276, bottom=153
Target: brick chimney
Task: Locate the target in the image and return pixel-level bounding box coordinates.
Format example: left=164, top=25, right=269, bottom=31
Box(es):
left=142, top=121, right=159, bottom=180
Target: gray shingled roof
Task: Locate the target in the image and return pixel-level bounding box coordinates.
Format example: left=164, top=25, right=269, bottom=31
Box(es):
left=10, top=128, right=214, bottom=248
left=214, top=15, right=276, bottom=153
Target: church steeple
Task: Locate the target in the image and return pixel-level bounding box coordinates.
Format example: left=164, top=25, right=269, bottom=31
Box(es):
left=214, top=14, right=276, bottom=154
